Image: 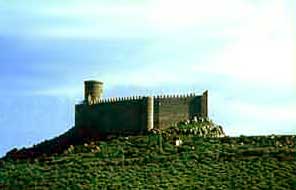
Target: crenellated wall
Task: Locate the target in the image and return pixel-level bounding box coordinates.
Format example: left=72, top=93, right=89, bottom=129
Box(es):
left=75, top=91, right=208, bottom=135
left=153, top=92, right=207, bottom=129
left=75, top=96, right=147, bottom=134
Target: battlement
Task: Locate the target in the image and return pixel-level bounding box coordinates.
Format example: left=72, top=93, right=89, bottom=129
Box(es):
left=154, top=93, right=197, bottom=99
left=85, top=95, right=145, bottom=105
left=76, top=80, right=208, bottom=135
left=84, top=93, right=201, bottom=105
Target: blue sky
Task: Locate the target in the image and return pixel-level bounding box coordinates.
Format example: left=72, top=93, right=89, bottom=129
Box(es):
left=0, top=0, right=295, bottom=156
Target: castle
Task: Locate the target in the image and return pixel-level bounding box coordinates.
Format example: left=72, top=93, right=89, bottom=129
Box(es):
left=75, top=80, right=208, bottom=135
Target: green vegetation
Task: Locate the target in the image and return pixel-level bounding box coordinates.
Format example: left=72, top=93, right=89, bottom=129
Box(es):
left=0, top=120, right=294, bottom=189
left=1, top=134, right=295, bottom=189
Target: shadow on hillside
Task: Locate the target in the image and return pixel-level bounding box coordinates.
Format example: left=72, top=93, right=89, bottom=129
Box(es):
left=3, top=126, right=138, bottom=160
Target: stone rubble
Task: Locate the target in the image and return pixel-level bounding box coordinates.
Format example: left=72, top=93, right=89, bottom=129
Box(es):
left=150, top=117, right=226, bottom=138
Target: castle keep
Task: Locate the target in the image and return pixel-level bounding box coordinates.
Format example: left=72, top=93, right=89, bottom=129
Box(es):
left=75, top=80, right=208, bottom=134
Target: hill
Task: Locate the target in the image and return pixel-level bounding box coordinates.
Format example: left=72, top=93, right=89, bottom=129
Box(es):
left=0, top=119, right=295, bottom=189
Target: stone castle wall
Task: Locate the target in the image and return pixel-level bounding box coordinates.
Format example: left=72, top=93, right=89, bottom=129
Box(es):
left=75, top=97, right=147, bottom=134
left=75, top=91, right=208, bottom=135
left=154, top=92, right=207, bottom=129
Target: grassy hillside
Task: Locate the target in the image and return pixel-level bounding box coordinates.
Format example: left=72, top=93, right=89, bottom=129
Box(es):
left=1, top=134, right=295, bottom=189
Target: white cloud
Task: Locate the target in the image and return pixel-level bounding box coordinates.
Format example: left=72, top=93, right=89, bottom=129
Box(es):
left=191, top=0, right=295, bottom=88
left=40, top=0, right=259, bottom=36
left=225, top=101, right=296, bottom=136
left=8, top=0, right=295, bottom=136
left=148, top=0, right=257, bottom=31
left=230, top=101, right=296, bottom=122
left=86, top=0, right=294, bottom=90
left=4, top=0, right=272, bottom=39
left=209, top=92, right=296, bottom=136
left=195, top=38, right=294, bottom=87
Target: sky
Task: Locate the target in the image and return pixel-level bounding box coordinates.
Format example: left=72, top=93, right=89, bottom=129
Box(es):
left=0, top=0, right=295, bottom=157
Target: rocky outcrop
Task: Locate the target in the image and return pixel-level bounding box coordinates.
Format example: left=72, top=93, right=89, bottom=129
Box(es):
left=150, top=117, right=225, bottom=138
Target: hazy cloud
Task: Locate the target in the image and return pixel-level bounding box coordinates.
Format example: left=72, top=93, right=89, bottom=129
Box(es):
left=0, top=0, right=295, bottom=156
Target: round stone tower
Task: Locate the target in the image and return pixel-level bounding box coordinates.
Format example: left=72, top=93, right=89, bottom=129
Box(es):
left=84, top=80, right=103, bottom=103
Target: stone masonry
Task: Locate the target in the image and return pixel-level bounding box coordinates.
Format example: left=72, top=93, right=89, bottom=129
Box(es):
left=75, top=80, right=208, bottom=135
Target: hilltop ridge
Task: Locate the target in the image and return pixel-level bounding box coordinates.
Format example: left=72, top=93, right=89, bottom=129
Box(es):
left=1, top=119, right=295, bottom=189
left=1, top=132, right=295, bottom=189
left=3, top=117, right=224, bottom=160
